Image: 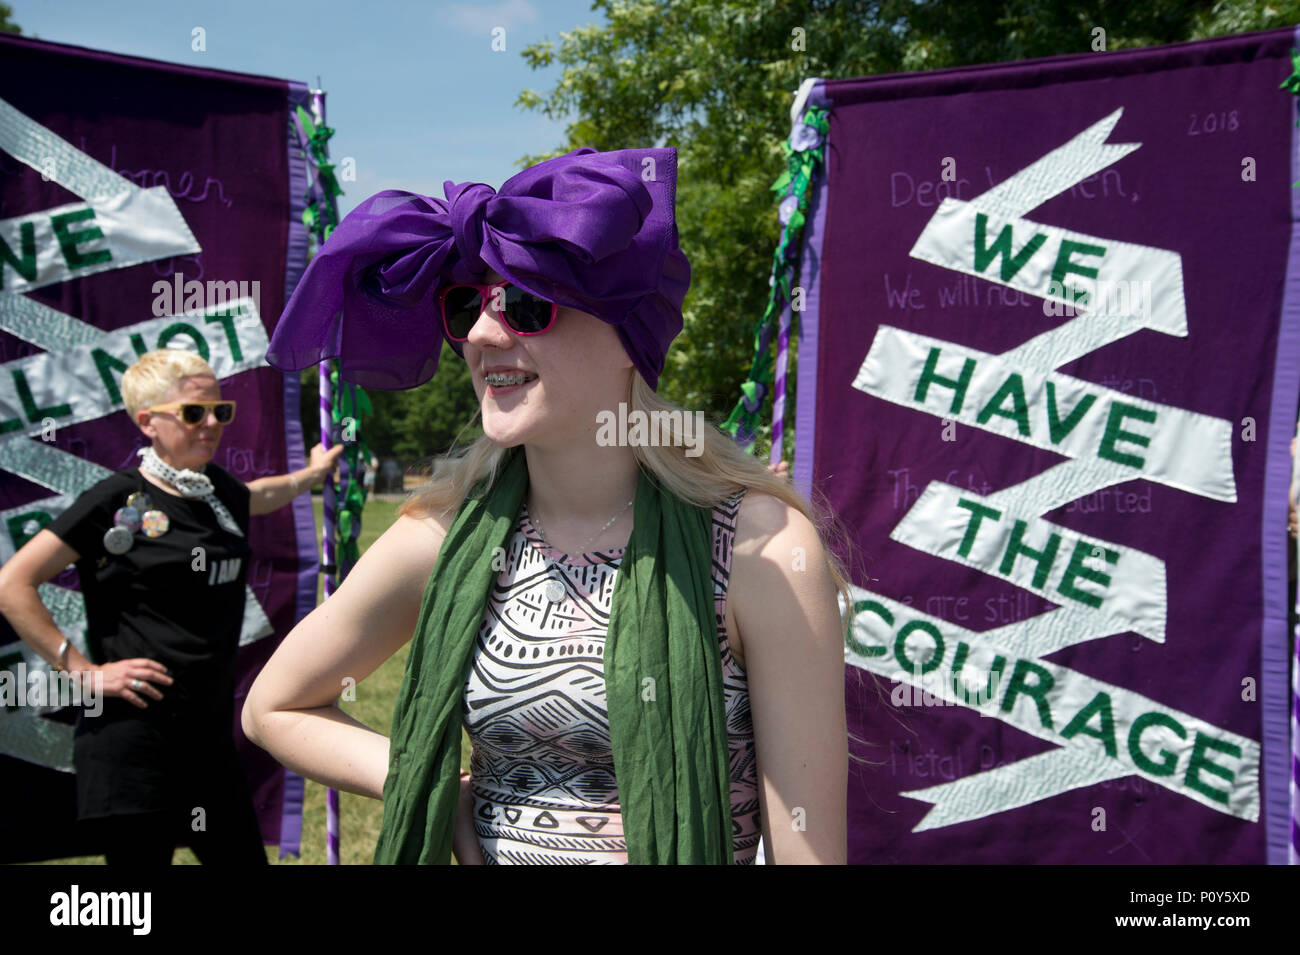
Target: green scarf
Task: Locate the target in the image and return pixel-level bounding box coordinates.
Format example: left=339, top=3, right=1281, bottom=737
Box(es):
left=373, top=445, right=735, bottom=864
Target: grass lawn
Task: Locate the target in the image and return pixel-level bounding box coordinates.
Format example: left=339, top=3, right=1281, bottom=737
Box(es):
left=41, top=493, right=472, bottom=866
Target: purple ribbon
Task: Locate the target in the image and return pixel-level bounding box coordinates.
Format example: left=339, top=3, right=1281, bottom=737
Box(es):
left=268, top=147, right=691, bottom=392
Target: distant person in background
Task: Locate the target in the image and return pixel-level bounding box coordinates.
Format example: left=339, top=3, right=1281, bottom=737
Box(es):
left=364, top=454, right=378, bottom=496
left=380, top=458, right=402, bottom=494
left=0, top=349, right=342, bottom=864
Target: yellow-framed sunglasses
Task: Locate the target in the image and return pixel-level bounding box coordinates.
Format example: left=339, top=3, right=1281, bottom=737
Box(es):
left=146, top=400, right=237, bottom=426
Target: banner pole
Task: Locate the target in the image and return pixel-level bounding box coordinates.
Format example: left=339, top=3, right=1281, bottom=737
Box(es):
left=720, top=89, right=829, bottom=460
left=308, top=88, right=343, bottom=867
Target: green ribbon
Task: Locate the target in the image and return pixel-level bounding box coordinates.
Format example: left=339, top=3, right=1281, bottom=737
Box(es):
left=295, top=100, right=372, bottom=580
left=329, top=367, right=373, bottom=573
left=374, top=445, right=733, bottom=864
left=297, top=104, right=345, bottom=244
left=1280, top=48, right=1300, bottom=95
left=1280, top=49, right=1300, bottom=185
left=721, top=104, right=830, bottom=449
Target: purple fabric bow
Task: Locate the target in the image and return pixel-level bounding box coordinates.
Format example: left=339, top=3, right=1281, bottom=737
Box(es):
left=267, top=146, right=691, bottom=391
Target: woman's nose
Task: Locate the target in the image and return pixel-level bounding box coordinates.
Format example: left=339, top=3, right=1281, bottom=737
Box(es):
left=465, top=296, right=513, bottom=348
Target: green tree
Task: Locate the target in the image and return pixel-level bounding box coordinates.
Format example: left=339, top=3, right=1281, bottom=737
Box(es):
left=298, top=341, right=481, bottom=471
left=388, top=341, right=483, bottom=462
left=517, top=0, right=1300, bottom=461
left=0, top=3, right=21, bottom=34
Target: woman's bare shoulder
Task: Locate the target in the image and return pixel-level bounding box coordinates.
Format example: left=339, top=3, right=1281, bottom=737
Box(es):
left=386, top=504, right=456, bottom=564
left=729, top=488, right=832, bottom=616
left=731, top=489, right=815, bottom=557
left=398, top=502, right=457, bottom=541
left=338, top=504, right=458, bottom=602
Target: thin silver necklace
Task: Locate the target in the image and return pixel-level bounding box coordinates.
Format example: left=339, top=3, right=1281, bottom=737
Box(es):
left=529, top=496, right=634, bottom=604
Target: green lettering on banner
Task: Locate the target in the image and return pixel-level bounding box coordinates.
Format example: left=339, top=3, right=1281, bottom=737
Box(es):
left=0, top=415, right=20, bottom=434
left=0, top=221, right=39, bottom=289
left=12, top=368, right=72, bottom=422
left=1128, top=711, right=1186, bottom=776
left=129, top=333, right=149, bottom=357
left=973, top=212, right=1047, bottom=282
left=894, top=620, right=944, bottom=675
left=949, top=641, right=1006, bottom=705
left=999, top=519, right=1061, bottom=589
left=1045, top=381, right=1096, bottom=444
left=50, top=208, right=111, bottom=270
left=155, top=322, right=209, bottom=361
left=1060, top=691, right=1118, bottom=757
left=976, top=372, right=1031, bottom=435
left=1098, top=402, right=1157, bottom=468
left=1049, top=239, right=1106, bottom=305
left=7, top=510, right=52, bottom=550
left=204, top=310, right=244, bottom=362
left=91, top=348, right=130, bottom=405
left=1000, top=659, right=1055, bottom=730
left=914, top=347, right=976, bottom=414
left=845, top=586, right=1260, bottom=821
left=847, top=599, right=890, bottom=658
left=1057, top=539, right=1118, bottom=608
left=956, top=498, right=1002, bottom=557
left=1184, top=732, right=1240, bottom=804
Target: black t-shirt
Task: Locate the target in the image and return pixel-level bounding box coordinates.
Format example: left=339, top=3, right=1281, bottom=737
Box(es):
left=47, top=464, right=253, bottom=819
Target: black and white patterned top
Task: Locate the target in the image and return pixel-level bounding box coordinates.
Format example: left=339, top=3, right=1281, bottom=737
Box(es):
left=461, top=490, right=760, bottom=864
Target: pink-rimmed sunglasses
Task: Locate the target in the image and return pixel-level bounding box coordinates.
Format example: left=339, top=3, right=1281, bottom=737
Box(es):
left=439, top=280, right=559, bottom=342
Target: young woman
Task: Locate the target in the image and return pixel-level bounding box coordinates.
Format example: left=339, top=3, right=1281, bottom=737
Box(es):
left=244, top=147, right=853, bottom=864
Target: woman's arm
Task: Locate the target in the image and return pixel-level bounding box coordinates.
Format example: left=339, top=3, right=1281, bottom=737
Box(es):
left=729, top=492, right=847, bottom=864
left=241, top=509, right=449, bottom=799
left=0, top=531, right=95, bottom=671
left=0, top=530, right=172, bottom=706
left=246, top=443, right=345, bottom=516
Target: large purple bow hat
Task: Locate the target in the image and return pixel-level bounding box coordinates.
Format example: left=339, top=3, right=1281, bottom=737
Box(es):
left=266, top=146, right=691, bottom=391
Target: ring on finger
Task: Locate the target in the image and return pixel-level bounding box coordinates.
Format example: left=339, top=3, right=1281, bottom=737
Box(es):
left=131, top=679, right=143, bottom=690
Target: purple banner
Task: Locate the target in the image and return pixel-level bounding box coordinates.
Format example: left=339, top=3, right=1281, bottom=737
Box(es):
left=0, top=34, right=312, bottom=860
left=797, top=27, right=1299, bottom=863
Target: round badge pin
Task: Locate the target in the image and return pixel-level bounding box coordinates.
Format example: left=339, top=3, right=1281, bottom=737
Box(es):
left=126, top=492, right=153, bottom=511
left=141, top=509, right=170, bottom=538
left=112, top=506, right=142, bottom=533
left=103, top=525, right=133, bottom=555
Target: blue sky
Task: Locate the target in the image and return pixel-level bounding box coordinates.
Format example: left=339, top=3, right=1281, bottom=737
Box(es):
left=9, top=0, right=606, bottom=214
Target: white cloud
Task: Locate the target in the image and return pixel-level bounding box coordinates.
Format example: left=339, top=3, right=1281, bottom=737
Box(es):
left=445, top=0, right=539, bottom=34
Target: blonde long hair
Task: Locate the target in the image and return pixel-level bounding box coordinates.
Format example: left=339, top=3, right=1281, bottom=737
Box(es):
left=400, top=372, right=883, bottom=764
left=402, top=373, right=859, bottom=604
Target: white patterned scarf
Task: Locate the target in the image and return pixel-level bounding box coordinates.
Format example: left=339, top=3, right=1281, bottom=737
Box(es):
left=137, top=446, right=243, bottom=537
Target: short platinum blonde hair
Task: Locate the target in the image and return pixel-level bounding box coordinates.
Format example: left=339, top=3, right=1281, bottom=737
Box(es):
left=122, top=349, right=217, bottom=420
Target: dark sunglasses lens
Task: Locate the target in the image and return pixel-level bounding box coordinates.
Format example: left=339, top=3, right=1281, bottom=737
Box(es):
left=503, top=285, right=554, bottom=333
left=180, top=403, right=233, bottom=425
left=444, top=286, right=483, bottom=339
